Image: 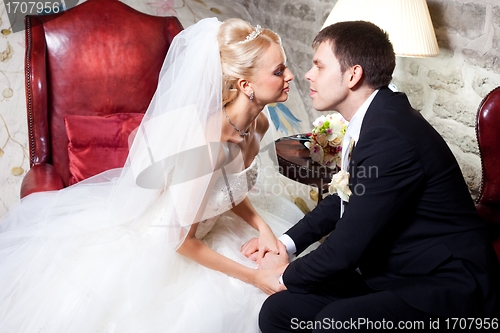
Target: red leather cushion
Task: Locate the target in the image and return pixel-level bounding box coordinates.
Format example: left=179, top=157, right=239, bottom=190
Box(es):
left=65, top=113, right=144, bottom=185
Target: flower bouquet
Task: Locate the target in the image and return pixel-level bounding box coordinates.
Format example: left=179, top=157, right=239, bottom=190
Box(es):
left=304, top=113, right=348, bottom=169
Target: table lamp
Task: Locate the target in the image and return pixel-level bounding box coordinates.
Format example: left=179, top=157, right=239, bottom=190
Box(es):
left=322, top=0, right=439, bottom=57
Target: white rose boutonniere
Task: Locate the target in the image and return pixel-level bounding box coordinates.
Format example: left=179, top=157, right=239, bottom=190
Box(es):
left=328, top=169, right=351, bottom=202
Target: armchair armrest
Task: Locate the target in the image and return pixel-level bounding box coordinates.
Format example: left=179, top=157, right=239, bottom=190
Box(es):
left=476, top=203, right=500, bottom=261
left=20, top=163, right=65, bottom=198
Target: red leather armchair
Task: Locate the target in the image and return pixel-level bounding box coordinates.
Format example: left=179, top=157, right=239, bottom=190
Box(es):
left=20, top=0, right=183, bottom=198
left=475, top=86, right=500, bottom=261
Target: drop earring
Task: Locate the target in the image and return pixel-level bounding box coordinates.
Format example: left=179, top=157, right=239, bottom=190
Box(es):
left=249, top=92, right=254, bottom=101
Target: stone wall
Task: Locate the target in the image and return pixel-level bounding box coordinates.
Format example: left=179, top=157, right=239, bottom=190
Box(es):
left=235, top=0, right=500, bottom=199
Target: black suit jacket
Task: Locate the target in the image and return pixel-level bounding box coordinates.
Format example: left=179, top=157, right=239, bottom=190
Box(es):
left=283, top=87, right=499, bottom=317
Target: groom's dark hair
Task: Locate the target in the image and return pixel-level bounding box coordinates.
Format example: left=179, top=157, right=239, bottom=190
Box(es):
left=313, top=21, right=395, bottom=89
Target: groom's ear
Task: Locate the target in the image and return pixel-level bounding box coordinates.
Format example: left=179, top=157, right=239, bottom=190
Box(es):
left=347, top=65, right=363, bottom=89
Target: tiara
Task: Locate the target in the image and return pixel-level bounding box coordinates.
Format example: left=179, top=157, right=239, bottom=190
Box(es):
left=236, top=25, right=263, bottom=44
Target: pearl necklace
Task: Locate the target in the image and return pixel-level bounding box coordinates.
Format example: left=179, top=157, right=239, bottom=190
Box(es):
left=223, top=108, right=250, bottom=137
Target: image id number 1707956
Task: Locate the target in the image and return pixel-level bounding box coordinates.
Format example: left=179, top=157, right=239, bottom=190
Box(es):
left=443, top=318, right=498, bottom=330
left=5, top=1, right=64, bottom=14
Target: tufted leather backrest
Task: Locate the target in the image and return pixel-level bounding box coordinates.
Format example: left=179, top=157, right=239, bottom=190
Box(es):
left=24, top=0, right=183, bottom=186
left=475, top=86, right=500, bottom=260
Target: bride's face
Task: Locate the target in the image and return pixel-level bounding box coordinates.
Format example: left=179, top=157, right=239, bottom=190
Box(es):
left=250, top=43, right=294, bottom=105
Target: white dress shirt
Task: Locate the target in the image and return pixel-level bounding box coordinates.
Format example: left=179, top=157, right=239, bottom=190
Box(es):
left=278, top=90, right=380, bottom=282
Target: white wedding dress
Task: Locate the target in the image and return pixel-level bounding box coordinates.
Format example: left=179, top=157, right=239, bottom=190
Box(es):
left=0, top=17, right=311, bottom=333
left=0, top=157, right=304, bottom=333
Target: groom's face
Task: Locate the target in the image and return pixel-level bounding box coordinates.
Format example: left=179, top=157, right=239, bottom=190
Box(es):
left=304, top=41, right=350, bottom=114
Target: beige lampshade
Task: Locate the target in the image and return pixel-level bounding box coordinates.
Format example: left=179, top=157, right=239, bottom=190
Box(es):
left=322, top=0, right=439, bottom=57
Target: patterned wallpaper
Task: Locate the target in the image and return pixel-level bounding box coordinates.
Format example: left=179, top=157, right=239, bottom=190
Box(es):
left=0, top=0, right=314, bottom=218
left=0, top=5, right=25, bottom=216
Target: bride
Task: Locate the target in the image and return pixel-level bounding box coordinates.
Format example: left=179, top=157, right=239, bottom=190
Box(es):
left=0, top=17, right=302, bottom=332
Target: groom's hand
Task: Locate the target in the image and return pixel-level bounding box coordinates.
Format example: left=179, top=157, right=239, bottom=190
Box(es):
left=254, top=264, right=288, bottom=295
left=250, top=242, right=289, bottom=295
left=258, top=241, right=288, bottom=270
left=241, top=237, right=259, bottom=261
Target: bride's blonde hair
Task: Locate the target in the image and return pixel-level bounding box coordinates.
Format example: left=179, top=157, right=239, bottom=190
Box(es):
left=218, top=18, right=285, bottom=107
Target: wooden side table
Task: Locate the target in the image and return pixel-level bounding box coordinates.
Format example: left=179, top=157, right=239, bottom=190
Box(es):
left=275, top=135, right=338, bottom=202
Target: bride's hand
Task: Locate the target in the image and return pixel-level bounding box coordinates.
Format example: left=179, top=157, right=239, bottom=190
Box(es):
left=241, top=226, right=280, bottom=262
left=257, top=227, right=279, bottom=261
left=241, top=237, right=259, bottom=261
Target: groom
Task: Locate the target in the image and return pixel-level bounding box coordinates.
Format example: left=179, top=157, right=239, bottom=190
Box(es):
left=245, top=21, right=500, bottom=332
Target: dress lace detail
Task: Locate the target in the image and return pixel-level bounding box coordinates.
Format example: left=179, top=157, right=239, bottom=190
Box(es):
left=195, top=158, right=259, bottom=239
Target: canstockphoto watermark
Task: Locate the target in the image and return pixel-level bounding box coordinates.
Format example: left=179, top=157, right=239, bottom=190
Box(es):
left=4, top=0, right=79, bottom=34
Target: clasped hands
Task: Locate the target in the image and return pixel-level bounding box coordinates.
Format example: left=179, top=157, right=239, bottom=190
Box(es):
left=241, top=236, right=289, bottom=295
